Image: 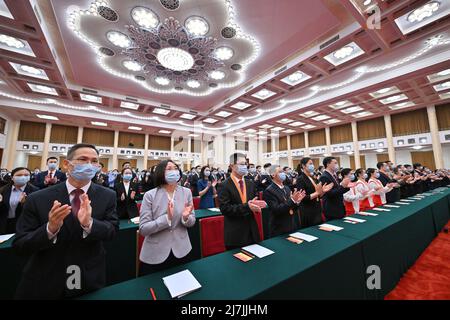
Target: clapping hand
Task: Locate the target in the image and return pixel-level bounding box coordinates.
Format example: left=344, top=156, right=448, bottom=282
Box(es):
left=167, top=200, right=174, bottom=221
left=130, top=191, right=136, bottom=200
left=248, top=197, right=267, bottom=213
left=182, top=202, right=194, bottom=222
left=322, top=182, right=333, bottom=193
left=48, top=200, right=72, bottom=234
left=212, top=180, right=217, bottom=188
left=292, top=188, right=306, bottom=203
left=120, top=193, right=125, bottom=201
left=77, top=193, right=92, bottom=228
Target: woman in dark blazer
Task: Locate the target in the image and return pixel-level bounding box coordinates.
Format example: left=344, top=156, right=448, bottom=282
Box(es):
left=295, top=157, right=330, bottom=228
left=115, top=168, right=142, bottom=219
left=0, top=167, right=39, bottom=234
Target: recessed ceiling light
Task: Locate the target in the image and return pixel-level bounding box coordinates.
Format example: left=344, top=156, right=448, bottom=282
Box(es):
left=363, top=0, right=372, bottom=5
left=277, top=118, right=294, bottom=124
left=159, top=130, right=171, bottom=134
left=209, top=70, right=225, bottom=80
left=312, top=114, right=331, bottom=121
left=245, top=129, right=257, bottom=133
left=280, top=71, right=311, bottom=86
left=123, top=60, right=142, bottom=72
left=324, top=42, right=365, bottom=66
left=251, top=88, right=276, bottom=100
left=437, top=69, right=450, bottom=76
left=433, top=81, right=450, bottom=91
left=271, top=126, right=285, bottom=131
left=180, top=113, right=196, bottom=120
left=341, top=106, right=363, bottom=114
left=288, top=121, right=305, bottom=127
left=214, top=47, right=234, bottom=61
left=37, top=114, right=59, bottom=121
left=329, top=100, right=351, bottom=109
left=80, top=93, right=102, bottom=103
left=259, top=124, right=273, bottom=129
left=0, top=33, right=34, bottom=56
left=121, top=101, right=139, bottom=110
left=369, top=86, right=400, bottom=98
left=324, top=119, right=341, bottom=124
left=186, top=79, right=201, bottom=88
left=395, top=1, right=449, bottom=35
left=131, top=7, right=159, bottom=29
left=106, top=31, right=131, bottom=48
left=301, top=124, right=316, bottom=129
left=153, top=108, right=170, bottom=115
left=91, top=121, right=107, bottom=126
left=185, top=16, right=209, bottom=36
left=300, top=110, right=319, bottom=118
left=230, top=101, right=251, bottom=110
left=155, top=76, right=170, bottom=86
left=389, top=101, right=415, bottom=110
left=9, top=62, right=48, bottom=79
left=379, top=94, right=408, bottom=104
left=0, top=0, right=13, bottom=19
left=128, top=126, right=142, bottom=131
left=352, top=111, right=373, bottom=118
left=203, top=118, right=218, bottom=124
left=284, top=129, right=296, bottom=134
left=28, top=83, right=58, bottom=95
left=439, top=92, right=450, bottom=99
left=215, top=111, right=232, bottom=118
left=157, top=47, right=194, bottom=71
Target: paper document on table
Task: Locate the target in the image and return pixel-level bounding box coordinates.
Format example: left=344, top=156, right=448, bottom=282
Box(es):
left=395, top=202, right=409, bottom=205
left=344, top=217, right=366, bottom=223
left=372, top=208, right=390, bottom=212
left=130, top=217, right=140, bottom=224
left=0, top=233, right=14, bottom=243
left=357, top=212, right=378, bottom=216
left=289, top=232, right=318, bottom=242
left=207, top=208, right=221, bottom=212
left=162, top=270, right=202, bottom=299
left=400, top=199, right=414, bottom=202
left=241, top=244, right=274, bottom=258
left=383, top=204, right=400, bottom=208
left=319, top=223, right=343, bottom=231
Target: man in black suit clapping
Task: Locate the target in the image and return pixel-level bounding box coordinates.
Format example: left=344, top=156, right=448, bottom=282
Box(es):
left=13, top=143, right=119, bottom=299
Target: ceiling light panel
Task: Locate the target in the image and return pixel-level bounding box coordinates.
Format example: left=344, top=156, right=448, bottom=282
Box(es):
left=323, top=42, right=365, bottom=66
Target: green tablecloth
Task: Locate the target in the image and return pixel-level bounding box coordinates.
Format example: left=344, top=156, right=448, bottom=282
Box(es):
left=80, top=188, right=450, bottom=300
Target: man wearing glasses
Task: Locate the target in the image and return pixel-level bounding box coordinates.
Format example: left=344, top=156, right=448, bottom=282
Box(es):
left=13, top=143, right=119, bottom=299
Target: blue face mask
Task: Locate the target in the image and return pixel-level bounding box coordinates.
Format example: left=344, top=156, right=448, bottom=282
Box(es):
left=165, top=170, right=180, bottom=185
left=349, top=174, right=355, bottom=181
left=249, top=168, right=257, bottom=174
left=204, top=170, right=211, bottom=177
left=375, top=172, right=380, bottom=179
left=363, top=173, right=368, bottom=179
left=278, top=172, right=287, bottom=182
left=307, top=164, right=315, bottom=174
left=237, top=165, right=248, bottom=176
left=123, top=174, right=133, bottom=181
left=13, top=175, right=30, bottom=186
left=48, top=163, right=57, bottom=171
left=69, top=162, right=99, bottom=181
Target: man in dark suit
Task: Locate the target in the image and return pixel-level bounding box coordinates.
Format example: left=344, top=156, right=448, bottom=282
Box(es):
left=92, top=162, right=109, bottom=187
left=13, top=143, right=119, bottom=299
left=245, top=163, right=257, bottom=182
left=33, top=157, right=67, bottom=189
left=319, top=157, right=350, bottom=221
left=377, top=161, right=400, bottom=203
left=263, top=165, right=305, bottom=237
left=0, top=168, right=39, bottom=235
left=256, top=163, right=272, bottom=192
left=219, top=153, right=267, bottom=250
left=188, top=166, right=201, bottom=197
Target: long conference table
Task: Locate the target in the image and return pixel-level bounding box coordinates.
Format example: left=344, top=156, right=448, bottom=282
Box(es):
left=79, top=187, right=450, bottom=300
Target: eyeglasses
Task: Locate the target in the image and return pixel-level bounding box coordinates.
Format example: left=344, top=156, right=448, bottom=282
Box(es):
left=71, top=158, right=100, bottom=166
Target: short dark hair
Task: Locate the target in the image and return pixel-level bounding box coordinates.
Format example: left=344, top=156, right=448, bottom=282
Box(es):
left=256, top=165, right=261, bottom=169
left=122, top=162, right=130, bottom=167
left=355, top=168, right=364, bottom=178
left=263, top=163, right=271, bottom=169
left=67, top=143, right=99, bottom=160
left=323, top=156, right=336, bottom=168
left=413, top=163, right=422, bottom=169
left=46, top=157, right=58, bottom=163
left=376, top=161, right=386, bottom=169
left=121, top=167, right=133, bottom=176
left=283, top=166, right=289, bottom=171
left=229, top=152, right=247, bottom=165
left=154, top=160, right=181, bottom=187
left=341, top=168, right=352, bottom=177
left=297, top=157, right=311, bottom=174
left=366, top=168, right=376, bottom=180
left=11, top=167, right=31, bottom=177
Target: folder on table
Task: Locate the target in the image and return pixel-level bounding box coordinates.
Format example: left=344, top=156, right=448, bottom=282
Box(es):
left=162, top=269, right=202, bottom=299
left=289, top=232, right=318, bottom=242
left=241, top=244, right=274, bottom=258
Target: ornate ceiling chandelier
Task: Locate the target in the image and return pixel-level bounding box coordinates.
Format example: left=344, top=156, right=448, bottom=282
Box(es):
left=68, top=0, right=261, bottom=96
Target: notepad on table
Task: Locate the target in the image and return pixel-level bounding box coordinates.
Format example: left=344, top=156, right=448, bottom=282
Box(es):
left=357, top=212, right=378, bottom=216
left=207, top=208, right=221, bottom=212
left=130, top=217, right=140, bottom=224
left=241, top=244, right=274, bottom=258
left=400, top=199, right=415, bottom=202
left=318, top=223, right=343, bottom=231
left=289, top=232, right=318, bottom=242
left=162, top=270, right=202, bottom=299
left=383, top=204, right=400, bottom=208
left=0, top=233, right=14, bottom=244
left=409, top=197, right=423, bottom=200
left=344, top=216, right=366, bottom=223
left=395, top=201, right=409, bottom=205
left=234, top=252, right=254, bottom=262
left=372, top=208, right=390, bottom=212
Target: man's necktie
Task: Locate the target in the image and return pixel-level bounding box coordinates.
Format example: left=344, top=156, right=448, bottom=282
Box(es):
left=71, top=189, right=84, bottom=216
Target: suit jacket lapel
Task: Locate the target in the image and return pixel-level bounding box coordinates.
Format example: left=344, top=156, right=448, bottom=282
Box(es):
left=228, top=178, right=244, bottom=204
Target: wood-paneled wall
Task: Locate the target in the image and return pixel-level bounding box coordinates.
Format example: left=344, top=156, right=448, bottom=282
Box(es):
left=191, top=140, right=201, bottom=153
left=330, top=124, right=352, bottom=144
left=50, top=124, right=78, bottom=144
left=27, top=155, right=42, bottom=170
left=436, top=103, right=450, bottom=131
left=82, top=128, right=115, bottom=147
left=308, top=129, right=326, bottom=147
left=411, top=151, right=436, bottom=170
left=350, top=155, right=366, bottom=169
left=118, top=158, right=137, bottom=169
left=279, top=136, right=288, bottom=151
left=290, top=132, right=305, bottom=149
left=0, top=117, right=6, bottom=134
left=376, top=153, right=390, bottom=163
left=19, top=121, right=46, bottom=142
left=357, top=117, right=386, bottom=140
left=148, top=135, right=171, bottom=151
left=118, top=132, right=145, bottom=148
left=391, top=108, right=429, bottom=136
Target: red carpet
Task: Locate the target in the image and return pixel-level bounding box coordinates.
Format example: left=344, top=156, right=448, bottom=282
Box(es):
left=385, top=221, right=450, bottom=300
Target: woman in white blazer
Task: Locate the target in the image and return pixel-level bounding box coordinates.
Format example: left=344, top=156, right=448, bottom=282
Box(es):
left=139, top=160, right=195, bottom=276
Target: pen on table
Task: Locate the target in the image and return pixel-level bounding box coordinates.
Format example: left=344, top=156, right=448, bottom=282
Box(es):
left=150, top=288, right=157, bottom=300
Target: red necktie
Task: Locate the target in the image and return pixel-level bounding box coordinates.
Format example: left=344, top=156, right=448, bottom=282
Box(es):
left=238, top=179, right=244, bottom=194
left=71, top=189, right=84, bottom=216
